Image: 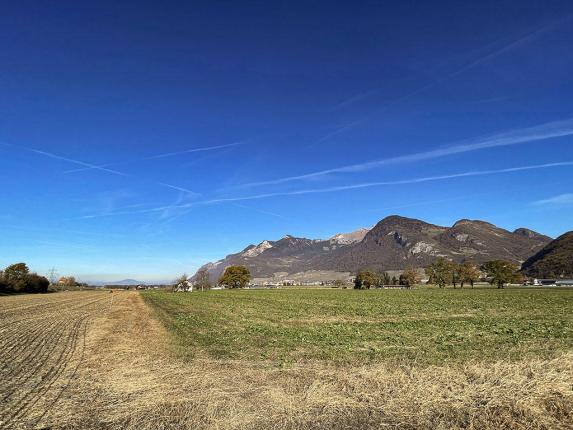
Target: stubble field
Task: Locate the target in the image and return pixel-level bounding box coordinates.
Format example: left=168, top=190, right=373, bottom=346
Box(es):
left=0, top=292, right=112, bottom=429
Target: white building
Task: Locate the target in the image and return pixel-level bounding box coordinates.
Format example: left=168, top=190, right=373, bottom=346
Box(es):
left=175, top=280, right=194, bottom=292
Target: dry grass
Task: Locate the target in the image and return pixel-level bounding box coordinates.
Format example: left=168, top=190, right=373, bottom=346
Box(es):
left=0, top=291, right=112, bottom=430
left=46, top=292, right=573, bottom=430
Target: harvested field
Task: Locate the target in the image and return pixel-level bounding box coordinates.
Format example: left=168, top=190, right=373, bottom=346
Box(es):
left=2, top=289, right=573, bottom=429
left=0, top=292, right=112, bottom=430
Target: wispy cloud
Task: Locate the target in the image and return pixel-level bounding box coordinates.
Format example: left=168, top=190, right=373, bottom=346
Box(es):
left=7, top=145, right=129, bottom=177
left=533, top=193, right=573, bottom=206
left=330, top=88, right=383, bottom=111
left=1, top=142, right=199, bottom=195
left=74, top=160, right=573, bottom=219
left=244, top=117, right=573, bottom=188
left=64, top=140, right=247, bottom=173
left=313, top=17, right=569, bottom=146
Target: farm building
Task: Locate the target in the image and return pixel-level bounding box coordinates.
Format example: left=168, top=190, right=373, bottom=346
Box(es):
left=556, top=279, right=573, bottom=286
left=175, top=280, right=194, bottom=292
left=533, top=279, right=573, bottom=286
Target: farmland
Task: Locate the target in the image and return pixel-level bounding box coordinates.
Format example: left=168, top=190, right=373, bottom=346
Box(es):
left=142, top=287, right=573, bottom=365
left=1, top=287, right=572, bottom=429
left=0, top=291, right=112, bottom=429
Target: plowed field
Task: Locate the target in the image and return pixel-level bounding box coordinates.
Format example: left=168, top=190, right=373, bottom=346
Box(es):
left=0, top=292, right=112, bottom=429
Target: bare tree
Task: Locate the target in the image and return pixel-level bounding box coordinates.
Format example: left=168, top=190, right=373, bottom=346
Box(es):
left=48, top=267, right=59, bottom=286
left=195, top=268, right=211, bottom=292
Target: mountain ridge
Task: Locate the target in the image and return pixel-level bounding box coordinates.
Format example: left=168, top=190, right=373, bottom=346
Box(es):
left=194, top=215, right=551, bottom=282
left=521, top=232, right=573, bottom=278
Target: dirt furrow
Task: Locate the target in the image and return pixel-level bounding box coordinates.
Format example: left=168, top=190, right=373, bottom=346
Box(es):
left=0, top=292, right=111, bottom=430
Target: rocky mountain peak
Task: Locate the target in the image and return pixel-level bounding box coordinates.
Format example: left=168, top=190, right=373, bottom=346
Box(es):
left=242, top=240, right=273, bottom=258
left=329, top=227, right=370, bottom=245
left=452, top=219, right=496, bottom=229
left=513, top=227, right=548, bottom=239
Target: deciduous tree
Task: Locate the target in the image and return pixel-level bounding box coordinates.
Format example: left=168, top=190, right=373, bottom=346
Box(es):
left=458, top=262, right=480, bottom=288
left=219, top=266, right=251, bottom=289
left=378, top=271, right=391, bottom=286
left=4, top=263, right=29, bottom=281
left=482, top=260, right=520, bottom=288
left=400, top=267, right=420, bottom=287
left=354, top=270, right=378, bottom=289
left=425, top=258, right=454, bottom=288
left=1, top=263, right=49, bottom=294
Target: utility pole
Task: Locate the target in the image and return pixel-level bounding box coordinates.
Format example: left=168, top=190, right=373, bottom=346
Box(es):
left=48, top=267, right=59, bottom=286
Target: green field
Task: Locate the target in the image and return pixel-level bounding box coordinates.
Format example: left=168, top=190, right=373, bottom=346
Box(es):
left=142, top=287, right=573, bottom=365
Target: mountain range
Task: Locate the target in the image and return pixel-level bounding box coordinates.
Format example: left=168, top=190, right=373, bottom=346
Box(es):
left=89, top=279, right=146, bottom=286
left=194, top=215, right=552, bottom=282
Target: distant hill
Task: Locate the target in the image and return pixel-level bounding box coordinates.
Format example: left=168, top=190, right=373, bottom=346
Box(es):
left=104, top=279, right=145, bottom=286
left=195, top=230, right=367, bottom=281
left=194, top=215, right=550, bottom=281
left=325, top=216, right=550, bottom=272
left=521, top=231, right=573, bottom=278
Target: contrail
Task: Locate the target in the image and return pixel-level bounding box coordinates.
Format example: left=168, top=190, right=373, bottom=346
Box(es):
left=21, top=147, right=129, bottom=177
left=144, top=141, right=246, bottom=159
left=73, top=160, right=573, bottom=219
left=533, top=193, right=573, bottom=206
left=205, top=161, right=573, bottom=204
left=243, top=117, right=573, bottom=188
left=1, top=142, right=199, bottom=195
left=313, top=16, right=570, bottom=147
left=64, top=140, right=247, bottom=173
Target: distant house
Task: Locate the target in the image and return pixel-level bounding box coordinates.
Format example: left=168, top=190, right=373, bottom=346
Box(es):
left=533, top=279, right=557, bottom=286
left=532, top=278, right=573, bottom=286
left=175, top=280, right=193, bottom=292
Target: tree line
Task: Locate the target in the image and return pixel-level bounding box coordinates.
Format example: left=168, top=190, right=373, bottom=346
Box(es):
left=175, top=258, right=523, bottom=292
left=354, top=258, right=523, bottom=289
left=174, top=265, right=252, bottom=291
left=354, top=267, right=420, bottom=289
left=426, top=258, right=522, bottom=288
left=0, top=263, right=50, bottom=294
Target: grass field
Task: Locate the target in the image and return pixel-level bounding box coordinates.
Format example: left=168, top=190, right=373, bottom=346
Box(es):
left=142, top=287, right=573, bottom=365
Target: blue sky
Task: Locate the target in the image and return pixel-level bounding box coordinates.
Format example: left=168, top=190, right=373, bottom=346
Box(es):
left=1, top=0, right=572, bottom=282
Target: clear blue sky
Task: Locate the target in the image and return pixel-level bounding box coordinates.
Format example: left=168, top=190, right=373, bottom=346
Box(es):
left=1, top=0, right=572, bottom=282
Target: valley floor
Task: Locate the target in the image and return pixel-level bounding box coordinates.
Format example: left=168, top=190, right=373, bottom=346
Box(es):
left=1, top=288, right=572, bottom=429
